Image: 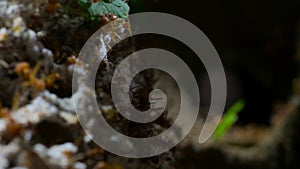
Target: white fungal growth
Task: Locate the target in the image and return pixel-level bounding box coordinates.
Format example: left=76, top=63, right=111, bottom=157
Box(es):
left=0, top=27, right=8, bottom=42
left=34, top=142, right=79, bottom=168
left=47, top=142, right=78, bottom=168
left=0, top=140, right=20, bottom=169
left=73, top=162, right=87, bottom=169
left=59, top=111, right=78, bottom=124
left=11, top=95, right=58, bottom=124
left=24, top=29, right=37, bottom=42
left=0, top=119, right=8, bottom=134
left=12, top=17, right=26, bottom=37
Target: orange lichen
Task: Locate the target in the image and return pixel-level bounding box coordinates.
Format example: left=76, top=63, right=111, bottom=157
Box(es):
left=12, top=91, right=21, bottom=111
left=4, top=120, right=23, bottom=138
left=15, top=62, right=46, bottom=92
left=44, top=73, right=60, bottom=89
left=105, top=109, right=117, bottom=122
left=66, top=56, right=76, bottom=65
left=85, top=148, right=105, bottom=157
left=15, top=62, right=30, bottom=79
left=0, top=108, right=23, bottom=139
left=34, top=79, right=46, bottom=91
left=62, top=150, right=73, bottom=167
left=45, top=0, right=61, bottom=14
left=0, top=107, right=9, bottom=118
left=94, top=162, right=122, bottom=169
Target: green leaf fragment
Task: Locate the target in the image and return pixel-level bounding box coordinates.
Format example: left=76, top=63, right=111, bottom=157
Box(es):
left=213, top=100, right=246, bottom=141
left=88, top=0, right=130, bottom=20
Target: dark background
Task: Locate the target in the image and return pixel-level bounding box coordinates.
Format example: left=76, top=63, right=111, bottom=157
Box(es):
left=129, top=0, right=300, bottom=125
